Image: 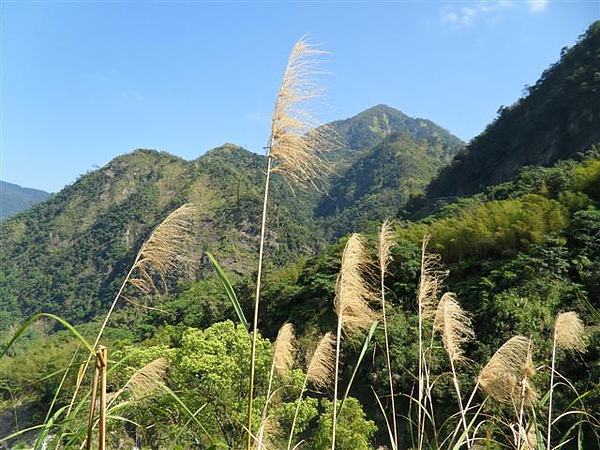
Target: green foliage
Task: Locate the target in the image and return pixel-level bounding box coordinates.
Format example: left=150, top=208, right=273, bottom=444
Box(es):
left=403, top=194, right=569, bottom=263
left=310, top=398, right=377, bottom=450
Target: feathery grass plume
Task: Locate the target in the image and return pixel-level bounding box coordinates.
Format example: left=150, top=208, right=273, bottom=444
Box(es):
left=69, top=203, right=199, bottom=419
left=123, top=357, right=169, bottom=401
left=332, top=233, right=377, bottom=449
left=248, top=36, right=333, bottom=450
left=273, top=323, right=296, bottom=377
left=478, top=335, right=538, bottom=407
left=554, top=311, right=587, bottom=352
left=546, top=311, right=587, bottom=450
left=433, top=292, right=475, bottom=448
left=378, top=219, right=398, bottom=450
left=334, top=233, right=377, bottom=333
left=433, top=292, right=475, bottom=363
left=267, top=36, right=334, bottom=190
left=128, top=203, right=200, bottom=295
left=417, top=237, right=448, bottom=320
left=306, top=332, right=337, bottom=389
left=379, top=218, right=395, bottom=276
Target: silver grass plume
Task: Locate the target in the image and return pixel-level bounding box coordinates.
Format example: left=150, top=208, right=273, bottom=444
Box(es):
left=417, top=237, right=449, bottom=320
left=128, top=203, right=199, bottom=295
left=478, top=335, right=538, bottom=407
left=547, top=311, right=587, bottom=450
left=249, top=36, right=334, bottom=450
left=273, top=323, right=296, bottom=377
left=554, top=311, right=587, bottom=352
left=433, top=292, right=475, bottom=363
left=109, top=357, right=169, bottom=406
left=334, top=233, right=377, bottom=333
left=306, top=332, right=337, bottom=389
left=125, top=357, right=169, bottom=401
left=267, top=36, right=335, bottom=190
left=379, top=218, right=395, bottom=277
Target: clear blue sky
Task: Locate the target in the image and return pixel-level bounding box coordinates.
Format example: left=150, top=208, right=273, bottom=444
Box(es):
left=1, top=1, right=598, bottom=193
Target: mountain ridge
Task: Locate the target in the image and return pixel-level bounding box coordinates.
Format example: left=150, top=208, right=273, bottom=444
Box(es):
left=0, top=180, right=51, bottom=221
left=423, top=21, right=600, bottom=203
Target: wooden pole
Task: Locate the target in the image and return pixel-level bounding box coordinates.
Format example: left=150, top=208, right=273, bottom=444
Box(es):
left=98, top=346, right=108, bottom=450
left=85, top=356, right=101, bottom=450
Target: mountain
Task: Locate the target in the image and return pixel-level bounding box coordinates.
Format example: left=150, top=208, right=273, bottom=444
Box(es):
left=0, top=105, right=464, bottom=331
left=423, top=21, right=600, bottom=203
left=326, top=104, right=463, bottom=167
left=319, top=106, right=464, bottom=237
left=0, top=181, right=50, bottom=221
left=0, top=146, right=323, bottom=330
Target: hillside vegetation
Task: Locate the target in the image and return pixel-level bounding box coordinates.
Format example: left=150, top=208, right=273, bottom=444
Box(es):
left=1, top=23, right=600, bottom=450
left=424, top=21, right=600, bottom=201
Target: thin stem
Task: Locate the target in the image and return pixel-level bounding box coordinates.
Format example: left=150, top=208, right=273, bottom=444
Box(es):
left=287, top=377, right=309, bottom=450
left=247, top=155, right=273, bottom=450
left=381, top=271, right=398, bottom=450
left=547, top=336, right=558, bottom=450
left=257, top=351, right=277, bottom=450
left=449, top=356, right=471, bottom=448
left=332, top=312, right=343, bottom=450
left=417, top=240, right=426, bottom=450
left=85, top=356, right=101, bottom=450
left=98, top=346, right=108, bottom=450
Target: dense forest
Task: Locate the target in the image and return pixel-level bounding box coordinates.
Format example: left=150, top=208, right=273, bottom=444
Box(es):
left=1, top=21, right=599, bottom=450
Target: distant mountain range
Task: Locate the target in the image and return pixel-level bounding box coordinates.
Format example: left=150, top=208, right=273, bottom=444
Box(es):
left=0, top=181, right=50, bottom=221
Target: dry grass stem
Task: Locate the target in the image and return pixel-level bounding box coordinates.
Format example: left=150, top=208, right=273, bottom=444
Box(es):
left=554, top=311, right=587, bottom=352
left=306, top=332, right=336, bottom=389
left=433, top=292, right=475, bottom=363
left=478, top=336, right=538, bottom=407
left=273, top=323, right=295, bottom=378
left=418, top=237, right=448, bottom=320
left=267, top=36, right=336, bottom=190
left=128, top=203, right=199, bottom=294
left=334, top=233, right=377, bottom=333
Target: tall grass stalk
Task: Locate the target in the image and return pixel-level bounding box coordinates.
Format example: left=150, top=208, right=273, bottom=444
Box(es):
left=68, top=203, right=199, bottom=417
left=416, top=237, right=447, bottom=450
left=258, top=323, right=295, bottom=450
left=287, top=332, right=336, bottom=450
left=546, top=311, right=586, bottom=450
left=247, top=37, right=331, bottom=450
left=378, top=219, right=398, bottom=450
left=433, top=292, right=475, bottom=448
left=332, top=233, right=376, bottom=450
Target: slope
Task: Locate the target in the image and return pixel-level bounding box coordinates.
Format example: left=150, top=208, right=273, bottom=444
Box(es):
left=424, top=21, right=600, bottom=201
left=0, top=146, right=322, bottom=330
left=319, top=107, right=464, bottom=237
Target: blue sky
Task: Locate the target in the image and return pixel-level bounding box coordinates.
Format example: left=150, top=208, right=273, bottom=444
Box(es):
left=1, top=1, right=598, bottom=192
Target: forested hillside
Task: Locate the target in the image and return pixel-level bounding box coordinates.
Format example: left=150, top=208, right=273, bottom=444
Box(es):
left=424, top=21, right=600, bottom=201
left=1, top=23, right=600, bottom=450
left=0, top=145, right=322, bottom=329
left=0, top=105, right=460, bottom=332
